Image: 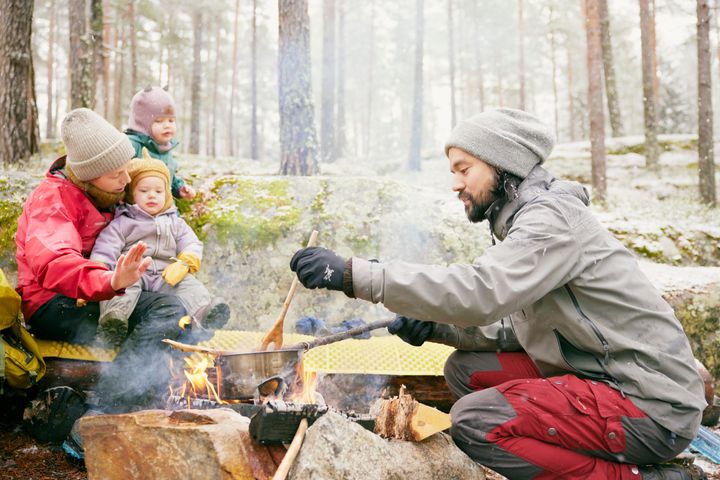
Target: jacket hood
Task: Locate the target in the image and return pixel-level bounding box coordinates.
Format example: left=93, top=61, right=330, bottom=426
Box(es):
left=490, top=165, right=590, bottom=240
left=115, top=202, right=178, bottom=220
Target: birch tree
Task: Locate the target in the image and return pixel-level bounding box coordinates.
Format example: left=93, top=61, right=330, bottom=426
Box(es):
left=408, top=0, right=424, bottom=171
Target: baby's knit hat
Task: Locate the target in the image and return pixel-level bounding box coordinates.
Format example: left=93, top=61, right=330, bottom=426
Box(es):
left=126, top=149, right=174, bottom=213
left=127, top=86, right=176, bottom=136
left=61, top=108, right=135, bottom=181
left=444, top=108, right=555, bottom=179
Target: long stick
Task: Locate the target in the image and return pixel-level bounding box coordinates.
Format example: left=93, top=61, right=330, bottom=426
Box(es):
left=284, top=319, right=394, bottom=351
left=164, top=318, right=393, bottom=357
left=260, top=230, right=319, bottom=350
left=272, top=418, right=308, bottom=480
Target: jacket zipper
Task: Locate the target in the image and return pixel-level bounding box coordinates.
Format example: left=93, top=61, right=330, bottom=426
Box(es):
left=564, top=285, right=610, bottom=364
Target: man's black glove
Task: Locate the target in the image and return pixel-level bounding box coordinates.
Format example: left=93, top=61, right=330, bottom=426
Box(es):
left=290, top=247, right=346, bottom=291
left=387, top=315, right=436, bottom=346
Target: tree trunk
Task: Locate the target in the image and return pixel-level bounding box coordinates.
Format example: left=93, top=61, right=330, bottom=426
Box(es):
left=650, top=0, right=659, bottom=107
left=447, top=0, right=456, bottom=127
left=46, top=0, right=56, bottom=139
left=495, top=52, right=504, bottom=107
left=364, top=0, right=375, bottom=159
left=639, top=0, right=660, bottom=170
left=101, top=0, right=112, bottom=118
left=250, top=0, right=259, bottom=160
left=90, top=0, right=103, bottom=112
left=336, top=0, right=346, bottom=159
left=321, top=0, right=336, bottom=163
left=212, top=20, right=221, bottom=158
left=407, top=0, right=424, bottom=171
left=127, top=0, right=137, bottom=95
left=598, top=0, right=624, bottom=137
left=697, top=0, right=716, bottom=206
left=548, top=7, right=559, bottom=141
left=472, top=0, right=485, bottom=111
left=228, top=0, right=240, bottom=157
left=584, top=0, right=607, bottom=203
left=112, top=18, right=124, bottom=128
left=517, top=0, right=526, bottom=110
left=567, top=46, right=576, bottom=142
left=278, top=0, right=319, bottom=175
left=0, top=0, right=40, bottom=165
left=189, top=10, right=202, bottom=155
left=69, top=0, right=95, bottom=109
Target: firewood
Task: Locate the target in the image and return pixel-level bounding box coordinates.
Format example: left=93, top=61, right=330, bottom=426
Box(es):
left=370, top=386, right=451, bottom=441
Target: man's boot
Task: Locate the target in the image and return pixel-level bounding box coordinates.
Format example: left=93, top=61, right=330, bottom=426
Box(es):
left=639, top=464, right=707, bottom=480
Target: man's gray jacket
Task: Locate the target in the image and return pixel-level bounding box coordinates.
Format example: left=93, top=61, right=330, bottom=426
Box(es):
left=351, top=165, right=706, bottom=439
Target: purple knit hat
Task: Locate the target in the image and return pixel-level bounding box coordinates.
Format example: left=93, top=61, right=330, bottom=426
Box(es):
left=127, top=86, right=176, bottom=136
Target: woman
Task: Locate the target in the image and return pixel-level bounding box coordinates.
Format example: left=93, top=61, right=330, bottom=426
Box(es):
left=15, top=108, right=188, bottom=411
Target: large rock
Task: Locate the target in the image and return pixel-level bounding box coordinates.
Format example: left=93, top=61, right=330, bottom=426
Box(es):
left=642, top=261, right=720, bottom=380
left=79, top=409, right=281, bottom=480
left=289, top=412, right=485, bottom=480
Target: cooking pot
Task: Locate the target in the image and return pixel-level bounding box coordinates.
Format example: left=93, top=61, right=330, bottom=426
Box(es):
left=217, top=319, right=393, bottom=400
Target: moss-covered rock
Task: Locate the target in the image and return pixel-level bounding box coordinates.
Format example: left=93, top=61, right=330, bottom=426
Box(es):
left=184, top=175, right=489, bottom=330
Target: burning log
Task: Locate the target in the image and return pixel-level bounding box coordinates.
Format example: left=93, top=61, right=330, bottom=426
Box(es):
left=370, top=386, right=451, bottom=442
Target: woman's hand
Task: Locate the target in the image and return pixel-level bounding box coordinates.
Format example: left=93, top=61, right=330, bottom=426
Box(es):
left=110, top=241, right=151, bottom=291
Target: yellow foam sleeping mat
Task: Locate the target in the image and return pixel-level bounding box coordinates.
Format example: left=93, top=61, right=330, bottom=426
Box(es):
left=35, top=330, right=454, bottom=376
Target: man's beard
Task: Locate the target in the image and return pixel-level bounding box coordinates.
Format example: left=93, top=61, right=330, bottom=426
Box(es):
left=459, top=171, right=500, bottom=223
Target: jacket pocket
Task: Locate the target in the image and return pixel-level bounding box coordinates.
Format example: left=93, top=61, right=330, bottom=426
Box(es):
left=553, top=328, right=615, bottom=385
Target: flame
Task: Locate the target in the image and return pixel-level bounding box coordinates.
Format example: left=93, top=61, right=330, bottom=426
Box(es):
left=168, top=354, right=225, bottom=406
left=286, top=360, right=318, bottom=404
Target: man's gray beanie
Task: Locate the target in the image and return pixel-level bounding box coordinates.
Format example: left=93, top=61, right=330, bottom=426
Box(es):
left=61, top=108, right=135, bottom=181
left=444, top=108, right=555, bottom=178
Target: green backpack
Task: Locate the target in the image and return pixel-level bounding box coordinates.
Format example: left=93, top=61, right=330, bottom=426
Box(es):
left=0, top=269, right=45, bottom=392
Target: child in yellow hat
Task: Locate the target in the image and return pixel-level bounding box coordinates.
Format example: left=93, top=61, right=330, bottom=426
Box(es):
left=90, top=149, right=229, bottom=345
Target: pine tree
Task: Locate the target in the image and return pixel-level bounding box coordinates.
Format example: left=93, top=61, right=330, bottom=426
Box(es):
left=278, top=0, right=318, bottom=175
left=0, top=0, right=40, bottom=165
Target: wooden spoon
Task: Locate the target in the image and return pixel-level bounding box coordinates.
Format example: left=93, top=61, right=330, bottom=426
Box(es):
left=259, top=230, right=318, bottom=350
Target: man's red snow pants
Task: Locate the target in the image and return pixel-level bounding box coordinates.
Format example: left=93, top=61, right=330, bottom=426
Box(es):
left=443, top=351, right=692, bottom=479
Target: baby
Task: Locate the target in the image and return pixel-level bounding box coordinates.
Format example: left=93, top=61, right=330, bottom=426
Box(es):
left=90, top=150, right=228, bottom=345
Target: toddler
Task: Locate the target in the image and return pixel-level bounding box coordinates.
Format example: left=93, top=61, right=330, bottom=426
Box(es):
left=90, top=150, right=228, bottom=345
left=126, top=86, right=195, bottom=200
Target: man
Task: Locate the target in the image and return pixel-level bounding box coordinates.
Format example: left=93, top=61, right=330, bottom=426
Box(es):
left=289, top=109, right=707, bottom=479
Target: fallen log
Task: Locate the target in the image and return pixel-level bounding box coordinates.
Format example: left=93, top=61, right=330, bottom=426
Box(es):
left=36, top=358, right=457, bottom=413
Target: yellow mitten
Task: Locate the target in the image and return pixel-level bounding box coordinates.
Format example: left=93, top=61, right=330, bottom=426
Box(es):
left=178, top=252, right=201, bottom=274
left=162, top=252, right=201, bottom=287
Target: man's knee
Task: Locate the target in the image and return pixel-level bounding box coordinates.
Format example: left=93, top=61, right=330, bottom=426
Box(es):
left=449, top=388, right=514, bottom=445
left=444, top=350, right=473, bottom=397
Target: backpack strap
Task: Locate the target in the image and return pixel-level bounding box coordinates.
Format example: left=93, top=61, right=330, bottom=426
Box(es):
left=0, top=339, right=5, bottom=394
